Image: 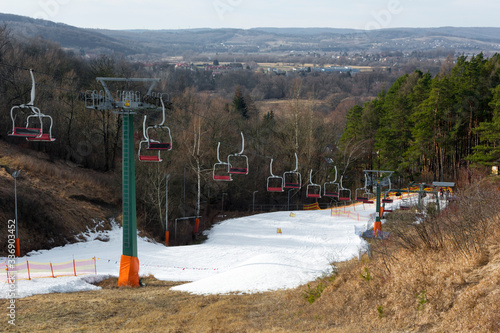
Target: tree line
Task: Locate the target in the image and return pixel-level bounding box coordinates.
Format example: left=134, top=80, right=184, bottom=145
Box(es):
left=341, top=53, right=500, bottom=183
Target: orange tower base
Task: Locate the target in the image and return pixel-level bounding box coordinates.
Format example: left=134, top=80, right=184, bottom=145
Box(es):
left=165, top=231, right=169, bottom=246
left=118, top=255, right=140, bottom=287
left=374, top=221, right=382, bottom=234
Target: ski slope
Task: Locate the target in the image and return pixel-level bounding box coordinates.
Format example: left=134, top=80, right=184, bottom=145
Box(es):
left=1, top=201, right=406, bottom=299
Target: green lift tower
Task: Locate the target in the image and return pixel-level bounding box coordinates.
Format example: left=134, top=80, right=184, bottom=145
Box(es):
left=85, top=77, right=162, bottom=287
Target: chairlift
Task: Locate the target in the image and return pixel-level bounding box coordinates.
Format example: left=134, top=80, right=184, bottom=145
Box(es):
left=213, top=142, right=232, bottom=181
left=338, top=176, right=351, bottom=201
left=306, top=169, right=321, bottom=199
left=283, top=153, right=301, bottom=189
left=382, top=178, right=393, bottom=204
left=227, top=132, right=248, bottom=175
left=382, top=197, right=393, bottom=204
left=138, top=116, right=161, bottom=162
left=8, top=69, right=55, bottom=142
left=323, top=166, right=339, bottom=198
left=144, top=98, right=172, bottom=150
left=400, top=188, right=411, bottom=210
left=267, top=159, right=284, bottom=192
left=382, top=191, right=393, bottom=213
left=355, top=174, right=373, bottom=202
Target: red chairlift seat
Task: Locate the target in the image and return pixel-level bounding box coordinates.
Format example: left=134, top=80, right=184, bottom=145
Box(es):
left=213, top=142, right=232, bottom=181
left=267, top=159, right=284, bottom=192
left=138, top=137, right=162, bottom=163
left=26, top=133, right=55, bottom=142
left=337, top=176, right=352, bottom=201
left=9, top=109, right=55, bottom=142
left=323, top=166, right=339, bottom=198
left=213, top=174, right=232, bottom=181
left=324, top=191, right=339, bottom=197
left=284, top=182, right=301, bottom=189
left=268, top=185, right=284, bottom=192
left=228, top=166, right=248, bottom=175
left=148, top=142, right=171, bottom=150
left=283, top=153, right=301, bottom=189
left=227, top=132, right=249, bottom=175
left=142, top=97, right=172, bottom=153
left=382, top=198, right=393, bottom=203
left=10, top=127, right=41, bottom=137
left=8, top=70, right=56, bottom=142
left=139, top=155, right=162, bottom=162
left=306, top=169, right=322, bottom=199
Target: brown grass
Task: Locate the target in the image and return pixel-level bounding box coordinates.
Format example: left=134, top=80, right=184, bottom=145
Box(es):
left=0, top=141, right=120, bottom=256
left=2, top=178, right=499, bottom=332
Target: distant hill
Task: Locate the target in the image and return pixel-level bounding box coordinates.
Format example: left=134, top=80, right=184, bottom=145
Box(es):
left=0, top=13, right=138, bottom=55
left=1, top=13, right=500, bottom=59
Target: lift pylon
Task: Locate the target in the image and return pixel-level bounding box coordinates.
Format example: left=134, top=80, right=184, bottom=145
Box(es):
left=363, top=170, right=394, bottom=235
left=85, top=77, right=162, bottom=288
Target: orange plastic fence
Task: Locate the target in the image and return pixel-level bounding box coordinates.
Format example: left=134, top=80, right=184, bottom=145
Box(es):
left=303, top=202, right=320, bottom=210
left=1, top=257, right=97, bottom=282
left=330, top=208, right=368, bottom=221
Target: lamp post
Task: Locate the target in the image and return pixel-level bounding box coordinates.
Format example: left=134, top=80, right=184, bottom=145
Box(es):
left=165, top=174, right=170, bottom=246
left=222, top=193, right=227, bottom=211
left=183, top=164, right=186, bottom=217
left=12, top=170, right=21, bottom=257
left=253, top=191, right=258, bottom=212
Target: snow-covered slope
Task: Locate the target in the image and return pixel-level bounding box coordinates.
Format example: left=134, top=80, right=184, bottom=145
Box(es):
left=1, top=205, right=385, bottom=298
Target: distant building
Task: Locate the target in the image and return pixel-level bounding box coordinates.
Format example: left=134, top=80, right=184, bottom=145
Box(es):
left=312, top=66, right=360, bottom=74
left=175, top=63, right=192, bottom=70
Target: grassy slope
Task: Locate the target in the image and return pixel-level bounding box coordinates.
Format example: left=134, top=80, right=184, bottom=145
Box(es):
left=0, top=141, right=120, bottom=256
left=1, top=177, right=499, bottom=332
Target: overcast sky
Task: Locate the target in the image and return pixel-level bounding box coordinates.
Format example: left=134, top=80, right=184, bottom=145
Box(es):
left=2, top=0, right=499, bottom=30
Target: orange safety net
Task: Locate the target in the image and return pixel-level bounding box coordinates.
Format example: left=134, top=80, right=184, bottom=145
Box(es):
left=118, top=255, right=140, bottom=287
left=1, top=258, right=97, bottom=282
left=303, top=202, right=320, bottom=210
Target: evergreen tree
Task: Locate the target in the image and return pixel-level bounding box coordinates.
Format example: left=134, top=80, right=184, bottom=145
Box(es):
left=233, top=86, right=249, bottom=119
left=469, top=84, right=500, bottom=165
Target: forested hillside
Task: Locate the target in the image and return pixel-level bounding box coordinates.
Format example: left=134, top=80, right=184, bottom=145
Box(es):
left=1, top=22, right=499, bottom=248
left=341, top=54, right=500, bottom=182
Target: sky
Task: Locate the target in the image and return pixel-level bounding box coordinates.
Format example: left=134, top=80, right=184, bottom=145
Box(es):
left=1, top=0, right=500, bottom=31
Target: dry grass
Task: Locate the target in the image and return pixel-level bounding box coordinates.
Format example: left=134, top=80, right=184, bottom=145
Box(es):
left=0, top=141, right=120, bottom=256
left=2, top=177, right=499, bottom=332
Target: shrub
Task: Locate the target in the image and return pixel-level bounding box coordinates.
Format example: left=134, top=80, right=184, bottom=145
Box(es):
left=303, top=282, right=326, bottom=304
